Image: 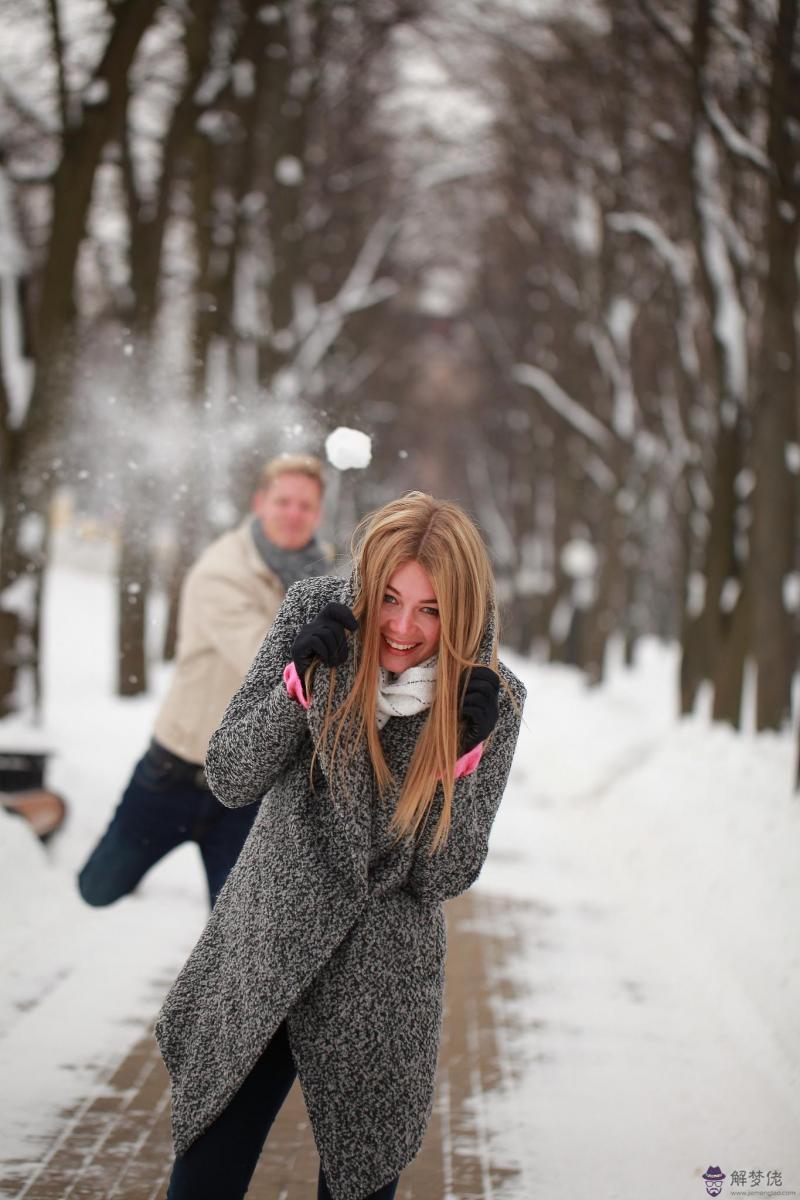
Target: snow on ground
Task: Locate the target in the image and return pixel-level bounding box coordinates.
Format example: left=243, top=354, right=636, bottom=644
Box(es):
left=1, top=557, right=799, bottom=1198
left=478, top=646, right=800, bottom=1198
left=0, top=559, right=208, bottom=1173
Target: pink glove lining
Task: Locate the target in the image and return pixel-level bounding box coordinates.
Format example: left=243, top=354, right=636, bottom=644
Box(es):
left=283, top=661, right=310, bottom=710
left=453, top=742, right=483, bottom=779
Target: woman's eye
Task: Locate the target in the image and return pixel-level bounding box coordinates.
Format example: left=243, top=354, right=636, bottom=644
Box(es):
left=423, top=608, right=439, bottom=617
left=383, top=594, right=396, bottom=604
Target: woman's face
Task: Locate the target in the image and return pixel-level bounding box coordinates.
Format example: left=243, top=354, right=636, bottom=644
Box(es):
left=378, top=560, right=440, bottom=672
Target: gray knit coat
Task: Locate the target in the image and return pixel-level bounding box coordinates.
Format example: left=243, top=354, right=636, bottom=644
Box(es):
left=154, top=572, right=526, bottom=1200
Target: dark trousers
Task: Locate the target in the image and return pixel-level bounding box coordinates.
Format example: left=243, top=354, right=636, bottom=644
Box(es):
left=166, top=1021, right=400, bottom=1200
left=78, top=742, right=257, bottom=908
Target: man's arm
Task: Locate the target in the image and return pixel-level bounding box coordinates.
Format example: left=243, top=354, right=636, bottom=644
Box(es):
left=205, top=579, right=324, bottom=807
left=184, top=566, right=281, bottom=679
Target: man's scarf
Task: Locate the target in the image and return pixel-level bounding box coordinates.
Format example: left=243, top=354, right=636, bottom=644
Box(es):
left=250, top=518, right=329, bottom=589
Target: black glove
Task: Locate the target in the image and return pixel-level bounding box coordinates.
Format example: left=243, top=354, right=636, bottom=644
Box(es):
left=460, top=666, right=500, bottom=753
left=291, top=603, right=358, bottom=677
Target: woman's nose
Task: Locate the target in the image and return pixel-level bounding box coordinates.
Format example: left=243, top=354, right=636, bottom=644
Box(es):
left=392, top=609, right=415, bottom=634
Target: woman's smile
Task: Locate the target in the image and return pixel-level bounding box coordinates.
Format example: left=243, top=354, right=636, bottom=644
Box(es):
left=382, top=634, right=422, bottom=654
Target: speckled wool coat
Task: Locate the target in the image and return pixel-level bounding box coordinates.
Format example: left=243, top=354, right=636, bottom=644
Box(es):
left=154, top=572, right=526, bottom=1200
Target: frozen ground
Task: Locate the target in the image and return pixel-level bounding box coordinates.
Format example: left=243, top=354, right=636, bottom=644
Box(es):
left=1, top=556, right=798, bottom=1200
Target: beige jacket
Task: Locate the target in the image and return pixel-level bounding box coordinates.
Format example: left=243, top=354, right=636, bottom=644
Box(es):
left=153, top=520, right=286, bottom=765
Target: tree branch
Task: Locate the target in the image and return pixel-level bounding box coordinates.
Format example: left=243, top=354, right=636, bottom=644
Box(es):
left=634, top=0, right=693, bottom=67
left=0, top=76, right=59, bottom=139
left=46, top=0, right=70, bottom=135
left=704, top=94, right=770, bottom=174
left=512, top=363, right=614, bottom=449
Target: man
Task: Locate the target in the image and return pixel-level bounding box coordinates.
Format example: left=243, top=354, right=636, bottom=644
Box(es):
left=78, top=455, right=330, bottom=908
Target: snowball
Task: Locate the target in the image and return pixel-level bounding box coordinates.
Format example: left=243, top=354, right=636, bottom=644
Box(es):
left=325, top=427, right=372, bottom=471
left=275, top=156, right=304, bottom=186
left=560, top=538, right=597, bottom=579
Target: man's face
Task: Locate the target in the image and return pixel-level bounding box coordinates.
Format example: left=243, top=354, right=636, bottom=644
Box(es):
left=253, top=473, right=323, bottom=551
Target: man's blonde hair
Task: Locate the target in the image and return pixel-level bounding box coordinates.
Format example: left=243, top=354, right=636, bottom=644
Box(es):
left=258, top=455, right=326, bottom=494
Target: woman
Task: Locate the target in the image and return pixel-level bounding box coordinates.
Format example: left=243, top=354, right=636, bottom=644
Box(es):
left=155, top=492, right=527, bottom=1200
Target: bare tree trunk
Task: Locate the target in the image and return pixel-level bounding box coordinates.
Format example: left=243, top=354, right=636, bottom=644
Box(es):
left=258, top=3, right=326, bottom=387
left=712, top=564, right=751, bottom=726
left=161, top=100, right=221, bottom=660
left=117, top=516, right=151, bottom=695
left=750, top=0, right=799, bottom=730
left=707, top=417, right=746, bottom=723
left=115, top=0, right=219, bottom=694
left=681, top=0, right=749, bottom=719
left=0, top=0, right=161, bottom=714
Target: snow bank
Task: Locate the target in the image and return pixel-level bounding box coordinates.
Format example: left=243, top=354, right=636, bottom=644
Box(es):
left=476, top=645, right=800, bottom=1197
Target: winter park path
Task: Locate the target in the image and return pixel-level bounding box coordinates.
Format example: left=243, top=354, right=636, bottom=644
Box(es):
left=0, top=889, right=531, bottom=1200
left=2, top=561, right=799, bottom=1199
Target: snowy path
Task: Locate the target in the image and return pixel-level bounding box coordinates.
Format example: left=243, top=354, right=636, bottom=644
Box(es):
left=1, top=563, right=799, bottom=1199
left=477, top=652, right=800, bottom=1198
left=1, top=563, right=208, bottom=1177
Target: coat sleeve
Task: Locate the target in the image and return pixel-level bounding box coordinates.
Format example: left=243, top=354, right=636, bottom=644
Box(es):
left=205, top=580, right=321, bottom=807
left=405, top=666, right=526, bottom=905
left=183, top=563, right=281, bottom=679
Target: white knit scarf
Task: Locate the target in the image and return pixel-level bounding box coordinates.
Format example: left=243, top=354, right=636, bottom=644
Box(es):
left=375, top=656, right=438, bottom=730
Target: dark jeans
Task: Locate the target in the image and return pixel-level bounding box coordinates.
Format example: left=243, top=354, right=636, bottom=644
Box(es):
left=78, top=742, right=257, bottom=908
left=167, top=1021, right=400, bottom=1200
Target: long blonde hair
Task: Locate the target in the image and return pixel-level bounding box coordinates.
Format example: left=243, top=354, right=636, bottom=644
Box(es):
left=309, top=492, right=499, bottom=853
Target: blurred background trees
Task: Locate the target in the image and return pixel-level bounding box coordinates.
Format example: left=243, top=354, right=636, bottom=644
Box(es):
left=0, top=0, right=797, bottom=767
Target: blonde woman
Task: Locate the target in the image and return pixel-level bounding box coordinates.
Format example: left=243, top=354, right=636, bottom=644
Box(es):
left=156, top=492, right=527, bottom=1200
